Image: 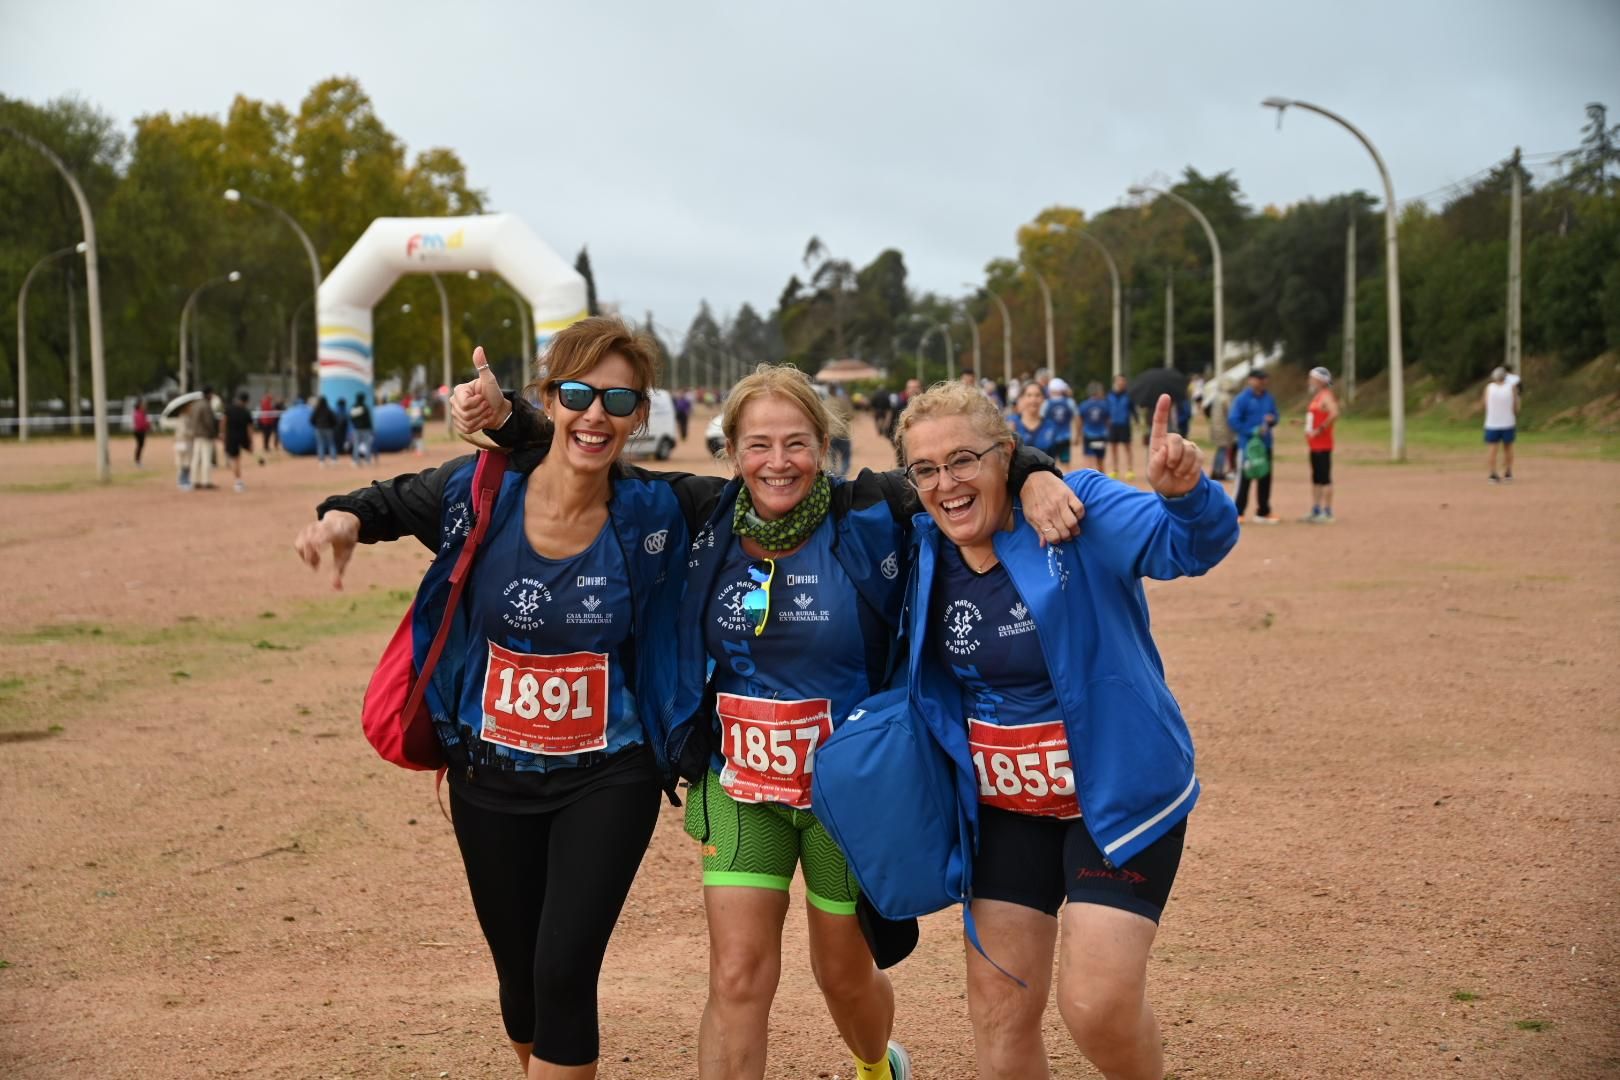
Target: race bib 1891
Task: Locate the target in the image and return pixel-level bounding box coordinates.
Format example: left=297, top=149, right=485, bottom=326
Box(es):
left=716, top=693, right=833, bottom=810
left=480, top=642, right=610, bottom=756
left=968, top=717, right=1079, bottom=819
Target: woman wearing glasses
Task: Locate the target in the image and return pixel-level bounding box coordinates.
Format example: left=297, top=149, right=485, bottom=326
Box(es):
left=459, top=362, right=1082, bottom=1080
left=882, top=381, right=1238, bottom=1080
left=294, top=317, right=712, bottom=1080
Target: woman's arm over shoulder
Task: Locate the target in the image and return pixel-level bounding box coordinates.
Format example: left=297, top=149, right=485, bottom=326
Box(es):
left=482, top=393, right=552, bottom=451
left=617, top=464, right=728, bottom=533
left=315, top=454, right=474, bottom=550
left=1065, top=470, right=1238, bottom=582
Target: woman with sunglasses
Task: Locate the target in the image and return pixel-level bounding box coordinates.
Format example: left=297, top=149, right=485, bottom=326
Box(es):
left=457, top=363, right=1082, bottom=1080
left=294, top=317, right=714, bottom=1080
left=874, top=381, right=1238, bottom=1080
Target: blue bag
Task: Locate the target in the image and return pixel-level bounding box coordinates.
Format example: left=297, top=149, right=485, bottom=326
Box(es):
left=811, top=686, right=966, bottom=921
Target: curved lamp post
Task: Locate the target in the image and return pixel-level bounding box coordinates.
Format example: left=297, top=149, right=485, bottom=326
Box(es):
left=1262, top=96, right=1405, bottom=461
left=15, top=241, right=86, bottom=442
left=957, top=289, right=984, bottom=380
left=979, top=287, right=1015, bottom=388
left=1129, top=184, right=1223, bottom=383
left=1023, top=265, right=1056, bottom=374
left=179, top=271, right=243, bottom=392
left=224, top=189, right=321, bottom=394
left=3, top=127, right=109, bottom=478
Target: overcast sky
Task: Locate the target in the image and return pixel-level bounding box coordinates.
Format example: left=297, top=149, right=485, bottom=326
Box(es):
left=3, top=0, right=1617, bottom=336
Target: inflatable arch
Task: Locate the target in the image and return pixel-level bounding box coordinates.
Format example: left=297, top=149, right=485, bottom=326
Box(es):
left=280, top=213, right=587, bottom=455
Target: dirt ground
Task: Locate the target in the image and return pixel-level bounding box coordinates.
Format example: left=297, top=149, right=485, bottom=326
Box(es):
left=1, top=408, right=1616, bottom=1079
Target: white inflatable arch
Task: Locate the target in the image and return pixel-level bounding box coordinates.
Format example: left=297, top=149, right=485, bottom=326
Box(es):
left=316, top=213, right=588, bottom=407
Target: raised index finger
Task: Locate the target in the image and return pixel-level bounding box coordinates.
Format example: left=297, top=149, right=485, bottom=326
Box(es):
left=1150, top=393, right=1171, bottom=451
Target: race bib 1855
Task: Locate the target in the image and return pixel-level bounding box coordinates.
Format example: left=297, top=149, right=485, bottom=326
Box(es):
left=968, top=717, right=1079, bottom=819
left=480, top=642, right=610, bottom=756
left=716, top=693, right=833, bottom=810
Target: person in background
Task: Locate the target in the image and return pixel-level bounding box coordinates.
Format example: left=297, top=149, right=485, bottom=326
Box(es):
left=1105, top=374, right=1137, bottom=480
left=223, top=391, right=254, bottom=493
left=349, top=392, right=375, bottom=466
left=1043, top=377, right=1077, bottom=469
left=1228, top=369, right=1279, bottom=524
left=870, top=388, right=892, bottom=439
left=674, top=389, right=692, bottom=442
left=1078, top=381, right=1111, bottom=473
left=310, top=395, right=339, bottom=466
left=1011, top=380, right=1062, bottom=462
left=131, top=400, right=150, bottom=468
left=259, top=392, right=279, bottom=457
left=186, top=388, right=218, bottom=490
left=406, top=394, right=426, bottom=455
left=1484, top=366, right=1520, bottom=483
left=825, top=384, right=854, bottom=477
left=1204, top=379, right=1233, bottom=482
left=1295, top=367, right=1339, bottom=522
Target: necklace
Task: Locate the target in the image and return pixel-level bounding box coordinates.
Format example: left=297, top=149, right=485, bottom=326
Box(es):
left=963, top=545, right=997, bottom=573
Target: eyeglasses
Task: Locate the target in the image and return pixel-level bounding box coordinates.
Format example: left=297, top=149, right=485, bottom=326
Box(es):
left=904, top=444, right=1004, bottom=492
left=741, top=559, right=775, bottom=637
left=552, top=380, right=644, bottom=418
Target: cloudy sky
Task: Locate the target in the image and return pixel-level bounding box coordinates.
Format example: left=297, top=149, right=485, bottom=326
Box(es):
left=3, top=0, right=1616, bottom=336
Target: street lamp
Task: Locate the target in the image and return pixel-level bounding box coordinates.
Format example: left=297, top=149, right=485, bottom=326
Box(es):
left=1046, top=226, right=1124, bottom=379
left=979, top=287, right=1015, bottom=387
left=14, top=241, right=86, bottom=442
left=956, top=291, right=983, bottom=380
left=179, top=271, right=243, bottom=392
left=223, top=188, right=321, bottom=393
left=1022, top=265, right=1056, bottom=374
left=428, top=274, right=453, bottom=434
left=1262, top=96, right=1406, bottom=461
left=1128, top=184, right=1224, bottom=383
left=3, top=127, right=110, bottom=479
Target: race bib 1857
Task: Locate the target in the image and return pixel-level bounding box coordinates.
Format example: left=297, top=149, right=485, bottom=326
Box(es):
left=968, top=717, right=1079, bottom=819
left=716, top=693, right=833, bottom=810
left=480, top=642, right=610, bottom=757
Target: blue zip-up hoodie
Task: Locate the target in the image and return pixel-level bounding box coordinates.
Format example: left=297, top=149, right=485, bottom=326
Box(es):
left=904, top=471, right=1238, bottom=868
left=1228, top=387, right=1279, bottom=448
left=409, top=457, right=695, bottom=782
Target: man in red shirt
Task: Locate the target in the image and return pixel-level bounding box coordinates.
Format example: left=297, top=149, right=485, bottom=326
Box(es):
left=1297, top=366, right=1339, bottom=523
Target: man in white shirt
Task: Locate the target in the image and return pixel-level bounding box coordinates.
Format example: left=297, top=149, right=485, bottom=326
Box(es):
left=1483, top=366, right=1520, bottom=483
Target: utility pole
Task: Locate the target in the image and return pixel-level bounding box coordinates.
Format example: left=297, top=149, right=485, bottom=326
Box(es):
left=1506, top=147, right=1523, bottom=377
left=1163, top=272, right=1175, bottom=369
left=1344, top=216, right=1357, bottom=404
left=66, top=268, right=81, bottom=433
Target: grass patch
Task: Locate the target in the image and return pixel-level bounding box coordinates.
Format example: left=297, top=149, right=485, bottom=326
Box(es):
left=0, top=676, right=24, bottom=693
left=1451, top=990, right=1480, bottom=1002
left=252, top=640, right=295, bottom=651
left=1515, top=1019, right=1550, bottom=1031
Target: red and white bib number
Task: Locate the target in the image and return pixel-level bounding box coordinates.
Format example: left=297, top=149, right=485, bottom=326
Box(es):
left=716, top=693, right=833, bottom=810
left=968, top=718, right=1079, bottom=819
left=480, top=642, right=610, bottom=756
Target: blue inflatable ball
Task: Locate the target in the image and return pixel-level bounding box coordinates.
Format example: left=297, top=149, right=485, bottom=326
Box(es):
left=278, top=402, right=316, bottom=455
left=373, top=403, right=412, bottom=453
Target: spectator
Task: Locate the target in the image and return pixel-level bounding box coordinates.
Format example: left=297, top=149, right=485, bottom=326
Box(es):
left=1078, top=381, right=1111, bottom=472
left=673, top=389, right=691, bottom=442
left=131, top=400, right=150, bottom=468
left=1042, top=377, right=1077, bottom=468
left=407, top=395, right=426, bottom=456
left=334, top=398, right=350, bottom=457
left=1105, top=374, right=1137, bottom=480
left=1484, top=366, right=1520, bottom=482
left=259, top=392, right=278, bottom=456
left=310, top=395, right=339, bottom=466
left=349, top=393, right=374, bottom=466
left=825, top=383, right=854, bottom=477
left=1205, top=379, right=1234, bottom=481
left=223, top=391, right=254, bottom=492
left=1228, top=369, right=1279, bottom=523
left=186, top=387, right=219, bottom=490
left=1297, top=366, right=1339, bottom=522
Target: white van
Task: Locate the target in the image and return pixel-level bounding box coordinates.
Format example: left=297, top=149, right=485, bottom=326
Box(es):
left=625, top=388, right=679, bottom=460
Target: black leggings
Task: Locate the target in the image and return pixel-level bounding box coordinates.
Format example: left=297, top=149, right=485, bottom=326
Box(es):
left=449, top=779, right=661, bottom=1066
left=1235, top=471, right=1272, bottom=517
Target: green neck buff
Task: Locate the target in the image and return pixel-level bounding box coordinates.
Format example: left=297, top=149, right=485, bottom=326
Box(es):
left=733, top=474, right=831, bottom=552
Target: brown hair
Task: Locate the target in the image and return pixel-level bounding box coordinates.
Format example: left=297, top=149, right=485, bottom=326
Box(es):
left=721, top=364, right=846, bottom=463
left=523, top=315, right=661, bottom=402
left=895, top=380, right=1013, bottom=463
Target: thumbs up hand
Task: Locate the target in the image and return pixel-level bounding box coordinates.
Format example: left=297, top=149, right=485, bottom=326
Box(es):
left=1146, top=393, right=1204, bottom=498
left=450, top=346, right=513, bottom=435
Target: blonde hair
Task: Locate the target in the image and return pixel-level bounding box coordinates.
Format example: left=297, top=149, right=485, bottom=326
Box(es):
left=896, top=380, right=1014, bottom=464
left=722, top=364, right=846, bottom=462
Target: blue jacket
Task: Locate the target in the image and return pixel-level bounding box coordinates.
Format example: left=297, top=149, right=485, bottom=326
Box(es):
left=319, top=451, right=696, bottom=785
left=904, top=471, right=1238, bottom=873
left=671, top=474, right=911, bottom=771
left=1228, top=388, right=1278, bottom=448
left=1106, top=391, right=1135, bottom=426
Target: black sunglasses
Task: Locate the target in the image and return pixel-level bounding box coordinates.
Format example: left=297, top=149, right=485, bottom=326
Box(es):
left=552, top=380, right=644, bottom=418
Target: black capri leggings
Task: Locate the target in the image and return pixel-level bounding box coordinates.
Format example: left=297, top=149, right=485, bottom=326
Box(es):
left=449, top=778, right=661, bottom=1066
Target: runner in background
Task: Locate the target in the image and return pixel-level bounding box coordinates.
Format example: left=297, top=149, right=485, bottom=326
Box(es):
left=1105, top=374, right=1137, bottom=480
left=1484, top=366, right=1520, bottom=483
left=259, top=391, right=278, bottom=456
left=223, top=391, right=254, bottom=493
left=1295, top=367, right=1339, bottom=522
left=297, top=319, right=709, bottom=1080
left=1011, top=381, right=1063, bottom=463
left=1228, top=369, right=1279, bottom=524
left=891, top=383, right=1238, bottom=1080
left=1042, top=378, right=1077, bottom=469
left=459, top=361, right=1081, bottom=1080
left=1078, top=381, right=1111, bottom=473
left=131, top=400, right=149, bottom=468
